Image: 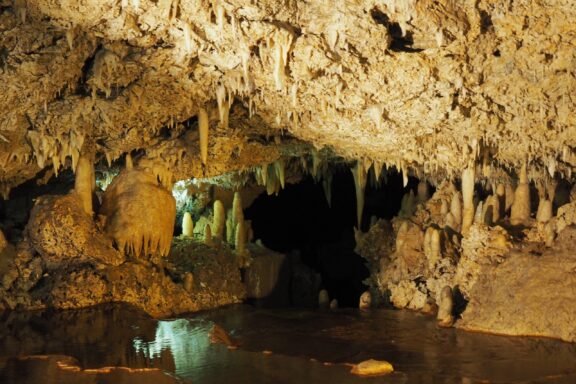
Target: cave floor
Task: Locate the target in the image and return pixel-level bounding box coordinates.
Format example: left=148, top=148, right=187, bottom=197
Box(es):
left=1, top=304, right=575, bottom=383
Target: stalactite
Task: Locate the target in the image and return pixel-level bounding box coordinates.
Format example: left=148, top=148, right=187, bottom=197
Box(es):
left=213, top=200, right=225, bottom=240
left=461, top=166, right=475, bottom=233
left=74, top=153, right=95, bottom=216
left=199, top=108, right=209, bottom=165
left=510, top=163, right=531, bottom=225
left=182, top=212, right=194, bottom=237
left=401, top=163, right=408, bottom=187
left=351, top=161, right=367, bottom=229
left=215, top=84, right=230, bottom=129
left=271, top=31, right=293, bottom=91
left=274, top=160, right=285, bottom=189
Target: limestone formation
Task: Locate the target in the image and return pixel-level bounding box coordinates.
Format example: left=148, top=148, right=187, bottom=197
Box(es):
left=510, top=164, right=531, bottom=225
left=27, top=193, right=124, bottom=269
left=212, top=200, right=226, bottom=241
left=182, top=212, right=194, bottom=237
left=461, top=167, right=475, bottom=233
left=100, top=167, right=176, bottom=259
left=0, top=0, right=576, bottom=347
left=437, top=286, right=454, bottom=328
left=74, top=152, right=95, bottom=215
left=359, top=291, right=371, bottom=310
left=204, top=224, right=213, bottom=246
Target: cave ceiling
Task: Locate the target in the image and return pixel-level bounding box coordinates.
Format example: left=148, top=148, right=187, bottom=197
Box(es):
left=0, top=0, right=575, bottom=195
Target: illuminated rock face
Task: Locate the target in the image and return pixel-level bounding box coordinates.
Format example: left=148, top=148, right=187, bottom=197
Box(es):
left=27, top=193, right=124, bottom=269
left=0, top=0, right=575, bottom=344
left=1, top=1, right=575, bottom=196
left=100, top=168, right=176, bottom=259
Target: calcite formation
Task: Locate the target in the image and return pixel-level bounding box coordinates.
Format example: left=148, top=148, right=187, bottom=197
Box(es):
left=0, top=0, right=575, bottom=344
left=100, top=166, right=176, bottom=259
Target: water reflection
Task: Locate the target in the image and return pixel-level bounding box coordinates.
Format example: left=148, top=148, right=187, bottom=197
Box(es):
left=133, top=319, right=213, bottom=376
left=0, top=304, right=576, bottom=383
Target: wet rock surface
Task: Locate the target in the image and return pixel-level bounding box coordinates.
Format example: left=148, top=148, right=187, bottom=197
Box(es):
left=2, top=304, right=576, bottom=383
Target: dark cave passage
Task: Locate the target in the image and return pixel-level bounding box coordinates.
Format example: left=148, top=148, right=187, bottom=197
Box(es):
left=244, top=167, right=423, bottom=308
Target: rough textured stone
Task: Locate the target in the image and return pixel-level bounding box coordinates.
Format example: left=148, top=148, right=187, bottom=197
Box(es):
left=458, top=227, right=576, bottom=343
left=26, top=193, right=125, bottom=269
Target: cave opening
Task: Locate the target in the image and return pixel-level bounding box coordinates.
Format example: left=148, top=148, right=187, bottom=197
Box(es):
left=243, top=167, right=422, bottom=308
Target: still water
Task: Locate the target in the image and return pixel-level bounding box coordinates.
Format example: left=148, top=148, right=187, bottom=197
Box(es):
left=1, top=304, right=575, bottom=383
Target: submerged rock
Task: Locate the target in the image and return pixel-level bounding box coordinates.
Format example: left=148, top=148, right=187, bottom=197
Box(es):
left=350, top=359, right=394, bottom=376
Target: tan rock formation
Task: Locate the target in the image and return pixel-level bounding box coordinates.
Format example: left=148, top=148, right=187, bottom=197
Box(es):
left=100, top=166, right=176, bottom=259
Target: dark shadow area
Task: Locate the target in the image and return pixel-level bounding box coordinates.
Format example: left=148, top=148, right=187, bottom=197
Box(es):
left=244, top=167, right=420, bottom=308
left=0, top=169, right=74, bottom=241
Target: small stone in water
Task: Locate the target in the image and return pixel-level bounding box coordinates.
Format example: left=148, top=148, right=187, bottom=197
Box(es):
left=350, top=359, right=394, bottom=376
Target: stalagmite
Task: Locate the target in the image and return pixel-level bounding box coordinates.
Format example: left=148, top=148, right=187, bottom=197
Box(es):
left=440, top=199, right=449, bottom=216
left=399, top=190, right=416, bottom=217
left=450, top=192, right=462, bottom=231
left=226, top=210, right=235, bottom=244
left=437, top=286, right=454, bottom=327
left=199, top=108, right=209, bottom=165
left=125, top=153, right=133, bottom=170
left=510, top=163, right=531, bottom=225
left=544, top=222, right=555, bottom=246
left=461, top=166, right=475, bottom=233
left=204, top=224, right=213, bottom=246
left=213, top=200, right=226, bottom=240
left=430, top=228, right=441, bottom=267
left=182, top=212, right=194, bottom=237
left=232, top=192, right=244, bottom=226
left=235, top=220, right=246, bottom=255
left=417, top=181, right=429, bottom=203
left=351, top=162, right=367, bottom=229
left=183, top=272, right=194, bottom=292
left=359, top=291, right=372, bottom=310
left=474, top=201, right=484, bottom=224
left=482, top=195, right=500, bottom=225
left=505, top=184, right=515, bottom=213
left=536, top=199, right=553, bottom=223
left=74, top=153, right=95, bottom=216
